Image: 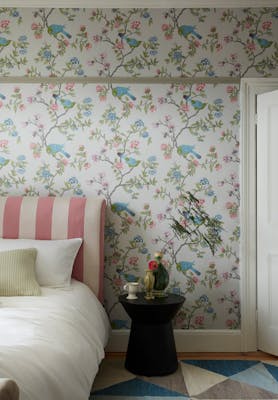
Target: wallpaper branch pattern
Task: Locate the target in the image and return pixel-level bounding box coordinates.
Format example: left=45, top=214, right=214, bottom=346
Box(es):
left=0, top=7, right=277, bottom=330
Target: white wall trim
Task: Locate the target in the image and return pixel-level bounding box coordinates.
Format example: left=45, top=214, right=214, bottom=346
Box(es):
left=240, top=78, right=278, bottom=352
left=106, top=329, right=242, bottom=352
left=1, top=1, right=277, bottom=7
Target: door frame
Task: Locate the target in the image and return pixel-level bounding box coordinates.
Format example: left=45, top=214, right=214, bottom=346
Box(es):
left=240, top=78, right=278, bottom=351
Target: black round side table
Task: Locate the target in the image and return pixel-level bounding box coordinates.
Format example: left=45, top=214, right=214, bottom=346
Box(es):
left=119, top=292, right=185, bottom=376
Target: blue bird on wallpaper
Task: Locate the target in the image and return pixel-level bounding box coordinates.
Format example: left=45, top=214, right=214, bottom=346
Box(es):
left=47, top=24, right=72, bottom=39
left=53, top=94, right=75, bottom=110
left=0, top=93, right=6, bottom=100
left=0, top=156, right=9, bottom=168
left=183, top=95, right=207, bottom=110
left=249, top=33, right=273, bottom=49
left=118, top=33, right=142, bottom=48
left=46, top=144, right=70, bottom=158
left=177, top=144, right=201, bottom=159
left=177, top=261, right=201, bottom=276
left=112, top=86, right=136, bottom=101
left=0, top=37, right=11, bottom=47
left=117, top=270, right=138, bottom=282
left=117, top=152, right=140, bottom=167
left=111, top=202, right=135, bottom=216
left=178, top=25, right=202, bottom=40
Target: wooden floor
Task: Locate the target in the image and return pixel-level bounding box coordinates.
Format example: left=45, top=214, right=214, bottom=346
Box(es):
left=106, top=351, right=278, bottom=360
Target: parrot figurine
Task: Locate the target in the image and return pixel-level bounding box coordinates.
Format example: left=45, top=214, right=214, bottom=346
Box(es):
left=249, top=33, right=273, bottom=49
left=183, top=95, right=207, bottom=110
left=111, top=202, right=135, bottom=216
left=0, top=156, right=9, bottom=168
left=178, top=25, right=202, bottom=40
left=177, top=144, right=201, bottom=159
left=0, top=37, right=11, bottom=47
left=117, top=152, right=140, bottom=167
left=177, top=261, right=201, bottom=276
left=112, top=86, right=136, bottom=101
left=46, top=144, right=70, bottom=158
left=118, top=33, right=142, bottom=48
left=48, top=24, right=72, bottom=39
left=53, top=94, right=75, bottom=110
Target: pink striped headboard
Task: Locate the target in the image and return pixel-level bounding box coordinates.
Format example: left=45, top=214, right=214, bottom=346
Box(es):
left=0, top=196, right=106, bottom=302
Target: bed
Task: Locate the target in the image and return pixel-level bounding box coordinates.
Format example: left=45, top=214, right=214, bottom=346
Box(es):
left=0, top=196, right=110, bottom=400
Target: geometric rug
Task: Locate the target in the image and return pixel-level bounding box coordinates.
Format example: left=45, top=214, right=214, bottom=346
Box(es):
left=90, top=358, right=278, bottom=399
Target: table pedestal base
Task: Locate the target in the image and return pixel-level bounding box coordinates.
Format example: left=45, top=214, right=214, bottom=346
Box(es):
left=125, top=321, right=178, bottom=376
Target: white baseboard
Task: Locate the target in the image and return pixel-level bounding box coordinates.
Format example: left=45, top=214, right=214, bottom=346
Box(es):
left=105, top=329, right=245, bottom=352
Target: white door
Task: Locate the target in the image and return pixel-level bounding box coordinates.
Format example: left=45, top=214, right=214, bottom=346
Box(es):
left=257, top=89, right=278, bottom=355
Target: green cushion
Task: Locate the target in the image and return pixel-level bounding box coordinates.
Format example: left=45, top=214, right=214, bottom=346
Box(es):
left=0, top=248, right=41, bottom=296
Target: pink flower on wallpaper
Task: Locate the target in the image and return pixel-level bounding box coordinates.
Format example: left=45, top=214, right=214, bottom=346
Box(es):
left=115, top=41, right=124, bottom=50
left=113, top=277, right=123, bottom=287
left=161, top=24, right=169, bottom=31
left=130, top=20, right=141, bottom=29
left=115, top=162, right=124, bottom=170
left=181, top=103, right=189, bottom=112
left=215, top=164, right=222, bottom=171
left=65, top=83, right=75, bottom=90
left=194, top=40, right=201, bottom=48
left=196, top=83, right=206, bottom=91
left=126, top=216, right=134, bottom=224
left=0, top=20, right=10, bottom=28
left=0, top=140, right=8, bottom=148
left=128, top=256, right=139, bottom=266
left=51, top=103, right=58, bottom=111
left=130, top=140, right=139, bottom=148
left=165, top=34, right=173, bottom=40
left=262, top=21, right=272, bottom=30
left=195, top=315, right=204, bottom=326
left=157, top=213, right=165, bottom=222
left=149, top=221, right=156, bottom=229
left=93, top=35, right=101, bottom=43
left=246, top=41, right=256, bottom=51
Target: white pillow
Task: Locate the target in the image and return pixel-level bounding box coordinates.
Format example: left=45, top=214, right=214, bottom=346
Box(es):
left=0, top=238, right=82, bottom=288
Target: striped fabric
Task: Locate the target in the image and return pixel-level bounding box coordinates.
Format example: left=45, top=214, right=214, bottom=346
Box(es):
left=0, top=196, right=106, bottom=302
left=0, top=248, right=41, bottom=296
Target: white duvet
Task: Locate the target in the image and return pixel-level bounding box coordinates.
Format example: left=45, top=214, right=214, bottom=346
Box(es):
left=0, top=280, right=110, bottom=400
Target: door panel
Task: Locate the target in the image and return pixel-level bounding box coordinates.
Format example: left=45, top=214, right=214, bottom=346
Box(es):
left=257, top=90, right=278, bottom=355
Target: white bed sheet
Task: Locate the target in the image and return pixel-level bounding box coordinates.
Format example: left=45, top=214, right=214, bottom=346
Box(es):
left=0, top=279, right=110, bottom=400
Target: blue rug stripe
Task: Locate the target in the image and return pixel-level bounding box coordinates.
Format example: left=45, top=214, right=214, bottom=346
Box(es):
left=91, top=397, right=189, bottom=400
left=91, top=378, right=186, bottom=397
left=263, top=363, right=278, bottom=381
left=181, top=359, right=260, bottom=377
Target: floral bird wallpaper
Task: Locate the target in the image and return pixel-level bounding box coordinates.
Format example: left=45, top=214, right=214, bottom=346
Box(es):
left=0, top=7, right=277, bottom=330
